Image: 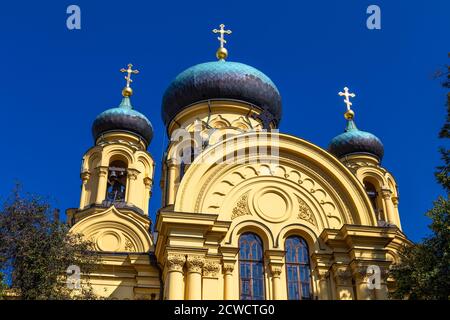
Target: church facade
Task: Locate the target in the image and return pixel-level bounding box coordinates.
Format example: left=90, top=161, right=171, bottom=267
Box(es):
left=66, top=25, right=409, bottom=300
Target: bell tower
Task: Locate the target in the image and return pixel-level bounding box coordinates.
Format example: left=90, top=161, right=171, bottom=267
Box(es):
left=328, top=87, right=401, bottom=228
left=66, top=64, right=161, bottom=300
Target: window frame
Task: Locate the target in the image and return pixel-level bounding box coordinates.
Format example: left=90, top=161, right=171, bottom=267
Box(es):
left=285, top=236, right=313, bottom=300
left=238, top=232, right=266, bottom=300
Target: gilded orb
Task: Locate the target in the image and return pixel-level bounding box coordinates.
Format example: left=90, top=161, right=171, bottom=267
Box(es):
left=122, top=87, right=133, bottom=97
left=344, top=109, right=355, bottom=120
left=216, top=47, right=228, bottom=60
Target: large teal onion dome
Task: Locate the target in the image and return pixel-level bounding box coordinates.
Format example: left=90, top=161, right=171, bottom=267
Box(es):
left=161, top=60, right=282, bottom=127
left=92, top=97, right=153, bottom=145
left=329, top=119, right=384, bottom=161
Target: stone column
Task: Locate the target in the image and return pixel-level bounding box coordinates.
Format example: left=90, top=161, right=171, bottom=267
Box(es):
left=381, top=189, right=397, bottom=226
left=79, top=171, right=90, bottom=209
left=351, top=266, right=373, bottom=300
left=270, top=265, right=283, bottom=300
left=186, top=255, right=205, bottom=300
left=223, top=262, right=235, bottom=300
left=202, top=260, right=221, bottom=300
left=391, top=196, right=402, bottom=229
left=166, top=161, right=178, bottom=205
left=126, top=168, right=139, bottom=205
left=316, top=270, right=330, bottom=300
left=143, top=177, right=153, bottom=215
left=95, top=166, right=109, bottom=204
left=332, top=265, right=354, bottom=300
left=351, top=264, right=389, bottom=300
left=166, top=254, right=186, bottom=300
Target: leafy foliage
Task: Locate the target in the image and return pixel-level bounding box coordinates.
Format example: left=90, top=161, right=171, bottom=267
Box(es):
left=390, top=58, right=450, bottom=300
left=0, top=187, right=100, bottom=299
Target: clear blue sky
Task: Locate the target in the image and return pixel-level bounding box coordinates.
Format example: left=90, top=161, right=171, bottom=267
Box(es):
left=0, top=1, right=448, bottom=242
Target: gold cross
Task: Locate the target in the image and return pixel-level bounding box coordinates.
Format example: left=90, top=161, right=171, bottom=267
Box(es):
left=212, top=24, right=232, bottom=48
left=120, top=63, right=139, bottom=88
left=338, top=86, right=356, bottom=111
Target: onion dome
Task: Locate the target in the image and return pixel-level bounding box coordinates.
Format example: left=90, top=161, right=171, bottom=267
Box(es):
left=92, top=97, right=153, bottom=145
left=161, top=60, right=282, bottom=127
left=329, top=114, right=384, bottom=161
left=162, top=24, right=282, bottom=128
left=92, top=64, right=153, bottom=145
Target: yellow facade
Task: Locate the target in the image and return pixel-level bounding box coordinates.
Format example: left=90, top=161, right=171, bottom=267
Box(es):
left=67, top=58, right=409, bottom=300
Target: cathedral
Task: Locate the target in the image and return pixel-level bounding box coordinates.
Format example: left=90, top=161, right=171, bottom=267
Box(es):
left=66, top=24, right=409, bottom=300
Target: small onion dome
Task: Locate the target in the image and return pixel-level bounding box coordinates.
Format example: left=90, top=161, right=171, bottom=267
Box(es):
left=328, top=119, right=384, bottom=161
left=161, top=60, right=282, bottom=127
left=92, top=97, right=153, bottom=145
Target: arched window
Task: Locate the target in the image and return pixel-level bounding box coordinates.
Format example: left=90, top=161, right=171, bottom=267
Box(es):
left=364, top=181, right=378, bottom=212
left=285, top=236, right=312, bottom=300
left=106, top=160, right=127, bottom=203
left=364, top=180, right=384, bottom=224
left=239, top=233, right=265, bottom=300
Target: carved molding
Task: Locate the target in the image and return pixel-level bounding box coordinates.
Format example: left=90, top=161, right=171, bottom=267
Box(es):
left=97, top=138, right=143, bottom=151
left=124, top=238, right=135, bottom=252
left=143, top=177, right=153, bottom=187
left=186, top=255, right=205, bottom=273
left=231, top=192, right=251, bottom=220
left=380, top=189, right=393, bottom=200
left=333, top=266, right=353, bottom=287
left=222, top=263, right=235, bottom=275
left=203, top=261, right=220, bottom=277
left=167, top=254, right=186, bottom=272
left=270, top=265, right=282, bottom=278
left=98, top=166, right=109, bottom=177
left=127, top=168, right=140, bottom=180
left=316, top=270, right=330, bottom=281
left=80, top=171, right=91, bottom=183
left=297, top=196, right=315, bottom=225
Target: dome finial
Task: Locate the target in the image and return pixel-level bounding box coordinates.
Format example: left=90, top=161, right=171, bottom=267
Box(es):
left=338, top=86, right=356, bottom=120
left=212, top=24, right=232, bottom=60
left=120, top=63, right=139, bottom=97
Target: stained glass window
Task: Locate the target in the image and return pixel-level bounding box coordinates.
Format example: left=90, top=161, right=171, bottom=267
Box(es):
left=285, top=236, right=312, bottom=300
left=239, top=233, right=265, bottom=300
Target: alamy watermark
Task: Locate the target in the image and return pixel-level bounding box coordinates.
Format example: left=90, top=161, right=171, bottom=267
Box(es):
left=66, top=5, right=81, bottom=30
left=367, top=5, right=381, bottom=30
left=66, top=264, right=81, bottom=289
left=366, top=265, right=381, bottom=289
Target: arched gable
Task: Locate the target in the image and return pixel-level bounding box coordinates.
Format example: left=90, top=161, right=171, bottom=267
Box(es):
left=174, top=132, right=377, bottom=231
left=70, top=206, right=153, bottom=253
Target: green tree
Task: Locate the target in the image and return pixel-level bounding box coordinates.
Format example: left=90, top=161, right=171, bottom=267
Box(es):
left=0, top=187, right=100, bottom=300
left=390, top=58, right=450, bottom=300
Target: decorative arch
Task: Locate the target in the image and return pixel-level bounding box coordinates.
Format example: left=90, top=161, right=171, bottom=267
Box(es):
left=357, top=168, right=388, bottom=189
left=69, top=206, right=152, bottom=252
left=174, top=132, right=377, bottom=228
left=276, top=223, right=324, bottom=252
left=101, top=144, right=135, bottom=166
left=226, top=219, right=275, bottom=250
